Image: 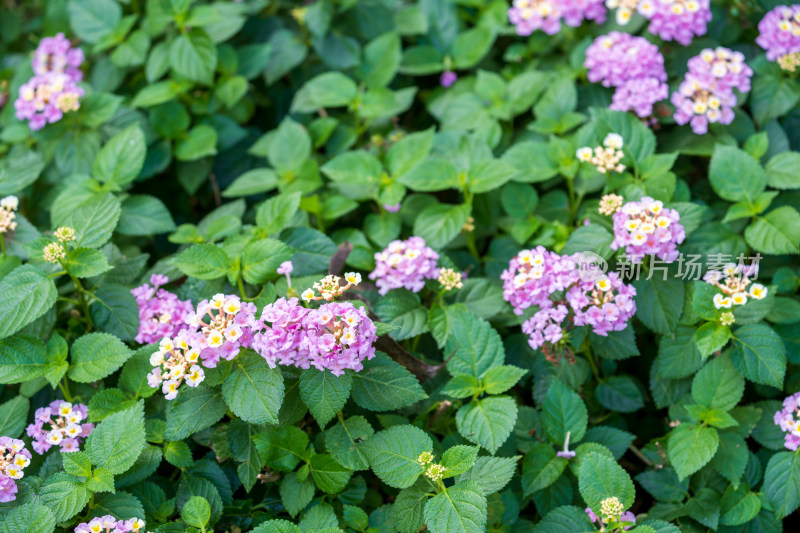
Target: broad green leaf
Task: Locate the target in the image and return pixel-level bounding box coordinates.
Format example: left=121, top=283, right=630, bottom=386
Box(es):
left=445, top=307, right=505, bottom=378
left=0, top=498, right=56, bottom=533
left=522, top=443, right=568, bottom=496
left=763, top=450, right=800, bottom=518
left=241, top=238, right=293, bottom=284
left=482, top=365, right=527, bottom=395
left=255, top=192, right=302, bottom=235
left=542, top=380, right=588, bottom=444
left=720, top=485, right=761, bottom=526
left=87, top=401, right=145, bottom=475
left=39, top=473, right=91, bottom=523
left=393, top=483, right=429, bottom=533
left=695, top=322, right=731, bottom=359
left=90, top=284, right=140, bottom=341
left=374, top=292, right=429, bottom=341
left=176, top=475, right=222, bottom=525
left=455, top=396, right=517, bottom=454
left=309, top=454, right=352, bottom=494
left=708, top=145, right=766, bottom=204
left=253, top=426, right=309, bottom=472
left=423, top=481, right=487, bottom=533
left=68, top=333, right=133, bottom=383
left=325, top=416, right=373, bottom=471
left=667, top=424, right=719, bottom=480
left=578, top=452, right=636, bottom=512
left=268, top=120, right=311, bottom=173
left=65, top=248, right=112, bottom=278
left=181, top=496, right=211, bottom=529
left=710, top=432, right=748, bottom=487
left=730, top=323, right=786, bottom=388
left=175, top=125, right=218, bottom=161
left=170, top=29, right=217, bottom=85
left=362, top=425, right=432, bottom=489
left=0, top=336, right=47, bottom=384
left=351, top=354, right=426, bottom=411
left=279, top=473, right=313, bottom=517
left=413, top=203, right=470, bottom=248
left=0, top=266, right=57, bottom=340
left=299, top=369, right=351, bottom=427
left=92, top=125, right=146, bottom=188
left=173, top=244, right=229, bottom=280
left=0, top=396, right=29, bottom=438
left=440, top=445, right=479, bottom=478
left=68, top=0, right=121, bottom=43
left=596, top=376, right=644, bottom=413
left=633, top=277, right=684, bottom=336
left=164, top=386, right=227, bottom=440
left=222, top=351, right=284, bottom=425
left=532, top=506, right=594, bottom=533
left=745, top=206, right=800, bottom=255
left=691, top=354, right=744, bottom=411
left=456, top=456, right=519, bottom=496
left=634, top=467, right=689, bottom=503
left=765, top=152, right=800, bottom=189
left=291, top=72, right=358, bottom=113
left=117, top=195, right=176, bottom=236
left=58, top=193, right=121, bottom=249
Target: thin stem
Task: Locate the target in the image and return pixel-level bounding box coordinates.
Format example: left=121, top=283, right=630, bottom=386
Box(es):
left=237, top=273, right=247, bottom=300
left=0, top=235, right=5, bottom=257
left=628, top=443, right=654, bottom=467
left=58, top=377, right=73, bottom=402
left=584, top=344, right=603, bottom=383
left=66, top=270, right=94, bottom=331
left=566, top=177, right=577, bottom=225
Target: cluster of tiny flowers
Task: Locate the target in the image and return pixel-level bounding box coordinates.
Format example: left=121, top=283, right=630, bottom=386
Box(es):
left=577, top=134, right=626, bottom=174
left=185, top=294, right=258, bottom=367
left=74, top=516, right=145, bottom=533
left=147, top=334, right=205, bottom=400
left=672, top=47, right=753, bottom=135
left=252, top=298, right=378, bottom=376
left=54, top=226, right=76, bottom=242
left=437, top=268, right=463, bottom=291
left=584, top=33, right=668, bottom=118
left=568, top=273, right=637, bottom=336
left=131, top=275, right=193, bottom=345
left=26, top=401, right=93, bottom=454
left=774, top=392, right=800, bottom=451
left=598, top=194, right=624, bottom=215
left=501, top=247, right=581, bottom=315
left=610, top=197, right=685, bottom=263
left=704, top=262, right=767, bottom=309
left=43, top=242, right=66, bottom=263
left=508, top=0, right=605, bottom=36
left=0, top=196, right=19, bottom=234
left=778, top=52, right=800, bottom=71
left=417, top=452, right=447, bottom=482
left=586, top=498, right=636, bottom=529
left=605, top=0, right=656, bottom=24
left=646, top=0, right=711, bottom=45
left=0, top=437, right=31, bottom=502
left=720, top=311, right=735, bottom=326
left=369, top=236, right=440, bottom=295
left=757, top=5, right=800, bottom=61
left=301, top=273, right=361, bottom=302
left=523, top=304, right=570, bottom=349
left=16, top=34, right=85, bottom=130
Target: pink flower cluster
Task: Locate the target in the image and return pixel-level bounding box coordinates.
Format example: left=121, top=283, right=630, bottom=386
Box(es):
left=756, top=5, right=800, bottom=61
left=0, top=437, right=32, bottom=503
left=672, top=47, right=753, bottom=134
left=15, top=33, right=84, bottom=130
left=131, top=275, right=193, bottom=345
left=184, top=294, right=258, bottom=368
left=610, top=197, right=685, bottom=263
left=26, top=401, right=93, bottom=454
left=369, top=236, right=440, bottom=295
left=502, top=247, right=637, bottom=351
left=508, top=0, right=606, bottom=36
left=586, top=507, right=636, bottom=530
left=75, top=516, right=145, bottom=533
left=584, top=33, right=668, bottom=118
left=646, top=0, right=711, bottom=46
left=252, top=298, right=377, bottom=376
left=775, top=392, right=800, bottom=451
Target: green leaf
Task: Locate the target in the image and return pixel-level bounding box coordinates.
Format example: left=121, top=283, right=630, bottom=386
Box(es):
left=118, top=195, right=176, bottom=236
left=88, top=388, right=136, bottom=421
left=0, top=336, right=47, bottom=384
left=445, top=307, right=505, bottom=378
left=655, top=326, right=703, bottom=379
left=255, top=192, right=302, bottom=235
left=279, top=473, right=313, bottom=517
left=223, top=169, right=279, bottom=197
left=65, top=248, right=112, bottom=278
left=393, top=483, right=428, bottom=533
left=440, top=445, right=479, bottom=478
left=456, top=456, right=519, bottom=496
left=310, top=454, right=352, bottom=494
left=181, top=496, right=211, bottom=529
left=92, top=125, right=146, bottom=189
left=62, top=451, right=93, bottom=477
left=241, top=238, right=294, bottom=284
left=170, top=29, right=217, bottom=85
left=164, top=441, right=194, bottom=468
left=268, top=120, right=311, bottom=174
left=720, top=485, right=761, bottom=526
left=68, top=332, right=133, bottom=383
left=423, top=481, right=487, bottom=533
left=634, top=468, right=689, bottom=503
left=0, top=396, right=29, bottom=439
left=291, top=72, right=358, bottom=113
left=57, top=193, right=121, bottom=249
left=68, top=0, right=121, bottom=43
left=173, top=244, right=229, bottom=280
left=90, top=284, right=140, bottom=341
left=0, top=149, right=45, bottom=196
left=730, top=323, right=786, bottom=388
left=253, top=426, right=309, bottom=472
left=342, top=504, right=368, bottom=532
left=763, top=450, right=800, bottom=518
left=325, top=416, right=373, bottom=471
left=532, top=506, right=595, bottom=533
left=694, top=322, right=731, bottom=358
left=362, top=425, right=432, bottom=489
left=482, top=365, right=527, bottom=395
left=455, top=396, right=517, bottom=454
left=351, top=354, right=426, bottom=411
left=87, top=401, right=145, bottom=475
left=708, top=145, right=766, bottom=204
left=750, top=74, right=800, bottom=126
left=691, top=354, right=743, bottom=411
left=542, top=380, right=588, bottom=445
left=765, top=152, right=800, bottom=189
left=710, top=432, right=748, bottom=487
left=745, top=206, right=800, bottom=255
left=596, top=376, right=644, bottom=413
left=0, top=499, right=56, bottom=533
left=39, top=473, right=91, bottom=523
left=215, top=76, right=248, bottom=108
left=413, top=203, right=470, bottom=248
left=164, top=386, right=227, bottom=441
left=43, top=333, right=69, bottom=389
left=374, top=292, right=429, bottom=341
left=175, top=125, right=218, bottom=161
left=176, top=476, right=222, bottom=526
left=299, top=369, right=351, bottom=427
left=0, top=265, right=57, bottom=340
left=361, top=32, right=401, bottom=88
left=522, top=443, right=568, bottom=496
left=667, top=424, right=719, bottom=480
left=399, top=159, right=460, bottom=192
left=578, top=452, right=636, bottom=512
left=633, top=277, right=684, bottom=336
left=222, top=351, right=283, bottom=425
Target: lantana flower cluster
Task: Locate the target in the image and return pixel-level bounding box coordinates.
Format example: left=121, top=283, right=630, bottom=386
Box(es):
left=605, top=0, right=710, bottom=45
left=774, top=392, right=800, bottom=451
left=586, top=496, right=636, bottom=530
left=147, top=334, right=205, bottom=400
left=584, top=33, right=668, bottom=118
left=301, top=273, right=362, bottom=302
left=757, top=5, right=800, bottom=62
left=0, top=437, right=32, bottom=503
left=0, top=196, right=19, bottom=234
left=26, top=401, right=93, bottom=454
left=672, top=47, right=753, bottom=135
left=508, top=0, right=606, bottom=36
left=75, top=516, right=145, bottom=533
left=185, top=294, right=258, bottom=368
left=577, top=133, right=626, bottom=174
left=369, top=236, right=440, bottom=295
left=417, top=451, right=447, bottom=482
left=610, top=197, right=686, bottom=263
left=704, top=262, right=766, bottom=310
left=437, top=268, right=463, bottom=291
left=15, top=33, right=85, bottom=130
left=131, top=275, right=193, bottom=345
left=252, top=297, right=377, bottom=376
left=43, top=226, right=77, bottom=264
left=502, top=247, right=637, bottom=355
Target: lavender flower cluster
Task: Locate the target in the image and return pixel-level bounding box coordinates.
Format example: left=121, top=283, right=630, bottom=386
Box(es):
left=75, top=516, right=145, bottom=533
left=508, top=0, right=606, bottom=36
left=703, top=262, right=766, bottom=310
left=0, top=437, right=32, bottom=503
left=253, top=298, right=377, bottom=376
left=584, top=33, right=668, bottom=118
left=610, top=196, right=686, bottom=263
left=369, top=236, right=440, bottom=295
left=756, top=5, right=800, bottom=61
left=646, top=0, right=711, bottom=46
left=672, top=47, right=753, bottom=134
left=775, top=392, right=800, bottom=451
left=26, top=401, right=93, bottom=454
left=15, top=33, right=84, bottom=130
left=131, top=275, right=193, bottom=345
left=502, top=246, right=637, bottom=352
